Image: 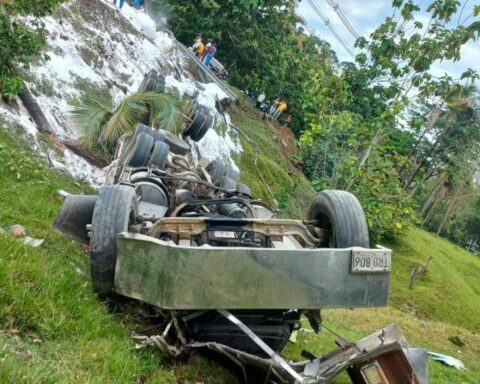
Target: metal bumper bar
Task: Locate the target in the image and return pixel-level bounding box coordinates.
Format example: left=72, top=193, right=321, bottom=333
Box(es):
left=114, top=233, right=391, bottom=309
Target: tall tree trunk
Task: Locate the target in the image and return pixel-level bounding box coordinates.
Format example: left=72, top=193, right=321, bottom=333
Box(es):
left=421, top=177, right=444, bottom=217
left=399, top=107, right=442, bottom=178
left=346, top=129, right=382, bottom=189
left=436, top=184, right=462, bottom=236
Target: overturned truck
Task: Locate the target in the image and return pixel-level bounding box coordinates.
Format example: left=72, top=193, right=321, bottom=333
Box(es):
left=55, top=118, right=428, bottom=383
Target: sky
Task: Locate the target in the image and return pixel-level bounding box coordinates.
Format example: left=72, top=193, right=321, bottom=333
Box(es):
left=296, top=0, right=480, bottom=80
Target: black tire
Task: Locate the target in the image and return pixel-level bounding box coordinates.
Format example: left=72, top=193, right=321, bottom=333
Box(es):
left=158, top=129, right=189, bottom=156
left=207, top=160, right=227, bottom=184
left=148, top=141, right=169, bottom=169
left=136, top=123, right=152, bottom=136
left=217, top=176, right=237, bottom=190
left=184, top=108, right=205, bottom=136
left=236, top=183, right=251, bottom=196
left=137, top=69, right=165, bottom=92
left=152, top=129, right=165, bottom=142
left=90, top=185, right=138, bottom=298
left=225, top=166, right=239, bottom=181
left=307, top=190, right=369, bottom=248
left=127, top=132, right=154, bottom=167
left=190, top=112, right=213, bottom=142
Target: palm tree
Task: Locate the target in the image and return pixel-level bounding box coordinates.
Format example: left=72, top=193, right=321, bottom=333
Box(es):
left=70, top=89, right=190, bottom=152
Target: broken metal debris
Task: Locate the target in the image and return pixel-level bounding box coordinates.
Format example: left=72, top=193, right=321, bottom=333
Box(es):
left=135, top=319, right=427, bottom=384
left=428, top=351, right=466, bottom=370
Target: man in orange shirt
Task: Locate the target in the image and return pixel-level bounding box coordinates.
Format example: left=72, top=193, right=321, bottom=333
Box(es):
left=273, top=100, right=287, bottom=119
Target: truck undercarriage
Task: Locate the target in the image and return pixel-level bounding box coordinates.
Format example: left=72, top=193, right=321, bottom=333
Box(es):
left=54, top=121, right=427, bottom=383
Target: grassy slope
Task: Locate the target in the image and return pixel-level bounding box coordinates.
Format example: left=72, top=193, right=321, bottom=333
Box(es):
left=1, top=99, right=480, bottom=384
left=229, top=96, right=316, bottom=218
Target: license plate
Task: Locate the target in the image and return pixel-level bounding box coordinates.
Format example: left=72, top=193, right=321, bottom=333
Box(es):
left=212, top=231, right=236, bottom=238
left=351, top=250, right=391, bottom=273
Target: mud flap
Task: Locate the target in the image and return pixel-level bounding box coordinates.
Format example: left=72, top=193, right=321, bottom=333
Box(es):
left=53, top=195, right=97, bottom=244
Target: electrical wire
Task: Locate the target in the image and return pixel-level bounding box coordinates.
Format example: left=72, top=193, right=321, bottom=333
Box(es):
left=305, top=0, right=357, bottom=59
left=321, top=0, right=361, bottom=40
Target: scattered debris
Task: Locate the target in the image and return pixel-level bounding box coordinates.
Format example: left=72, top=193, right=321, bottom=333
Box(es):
left=10, top=225, right=26, bottom=238
left=428, top=351, right=466, bottom=370
left=20, top=237, right=45, bottom=248
left=136, top=321, right=427, bottom=384
left=7, top=224, right=44, bottom=247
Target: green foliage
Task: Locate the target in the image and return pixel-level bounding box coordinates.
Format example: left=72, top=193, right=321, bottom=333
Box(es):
left=159, top=0, right=337, bottom=134
left=299, top=0, right=479, bottom=243
left=0, top=0, right=66, bottom=100
left=301, top=113, right=416, bottom=242
left=70, top=90, right=189, bottom=155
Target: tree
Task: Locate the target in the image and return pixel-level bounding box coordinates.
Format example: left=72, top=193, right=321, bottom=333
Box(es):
left=350, top=0, right=480, bottom=175
left=0, top=0, right=66, bottom=100
left=158, top=0, right=337, bottom=134
left=70, top=90, right=188, bottom=159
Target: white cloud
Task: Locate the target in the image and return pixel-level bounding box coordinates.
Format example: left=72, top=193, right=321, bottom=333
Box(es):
left=430, top=42, right=480, bottom=80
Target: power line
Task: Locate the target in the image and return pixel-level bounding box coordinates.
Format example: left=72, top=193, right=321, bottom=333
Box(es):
left=321, top=0, right=362, bottom=40
left=305, top=0, right=357, bottom=59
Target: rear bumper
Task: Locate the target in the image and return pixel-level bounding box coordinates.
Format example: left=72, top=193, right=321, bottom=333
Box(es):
left=114, top=233, right=391, bottom=309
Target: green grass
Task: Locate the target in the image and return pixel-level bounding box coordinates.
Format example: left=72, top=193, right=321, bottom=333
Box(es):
left=2, top=105, right=480, bottom=384
left=386, top=228, right=480, bottom=333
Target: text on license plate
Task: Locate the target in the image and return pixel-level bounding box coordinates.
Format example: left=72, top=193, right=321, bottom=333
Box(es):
left=351, top=250, right=391, bottom=273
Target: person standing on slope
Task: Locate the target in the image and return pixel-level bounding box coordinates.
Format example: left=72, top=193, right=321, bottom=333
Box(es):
left=192, top=34, right=202, bottom=53
left=195, top=39, right=205, bottom=58
left=113, top=0, right=125, bottom=9
left=269, top=98, right=279, bottom=115
left=202, top=39, right=212, bottom=62
left=273, top=100, right=287, bottom=120
left=256, top=92, right=266, bottom=109
left=204, top=43, right=217, bottom=68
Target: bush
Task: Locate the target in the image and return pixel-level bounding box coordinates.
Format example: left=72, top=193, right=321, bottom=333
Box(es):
left=0, top=1, right=66, bottom=100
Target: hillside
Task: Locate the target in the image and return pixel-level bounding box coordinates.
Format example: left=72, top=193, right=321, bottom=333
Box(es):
left=1, top=1, right=479, bottom=384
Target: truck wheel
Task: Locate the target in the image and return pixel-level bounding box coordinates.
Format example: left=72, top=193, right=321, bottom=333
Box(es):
left=236, top=183, right=251, bottom=197
left=157, top=129, right=189, bottom=156
left=90, top=185, right=138, bottom=298
left=147, top=141, right=169, bottom=169
left=184, top=108, right=206, bottom=136
left=127, top=132, right=154, bottom=167
left=207, top=160, right=227, bottom=184
left=136, top=123, right=152, bottom=136
left=306, top=190, right=369, bottom=248
left=190, top=112, right=213, bottom=142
